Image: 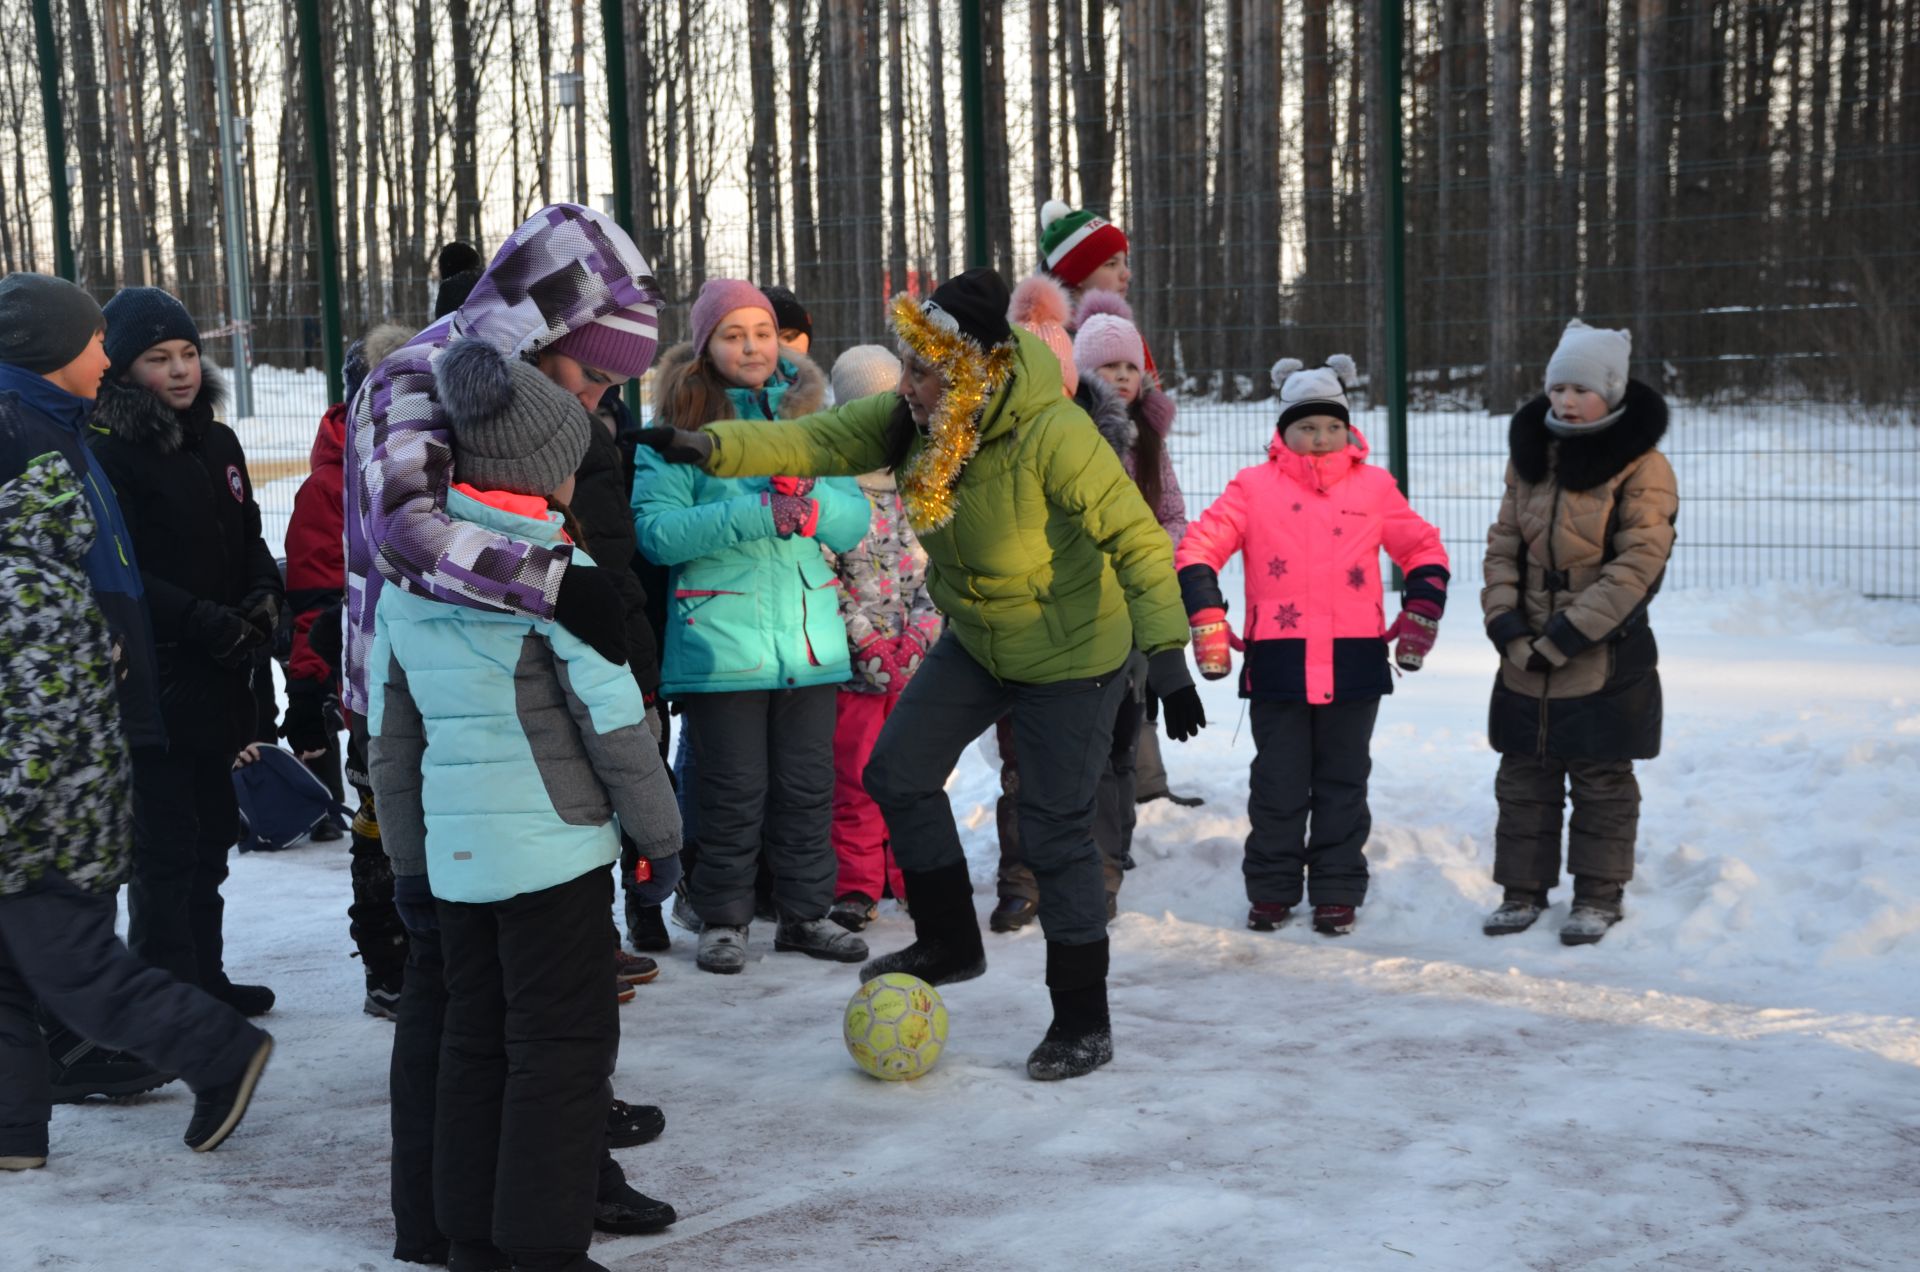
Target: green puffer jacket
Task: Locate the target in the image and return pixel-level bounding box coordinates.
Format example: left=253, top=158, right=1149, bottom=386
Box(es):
left=703, top=329, right=1187, bottom=684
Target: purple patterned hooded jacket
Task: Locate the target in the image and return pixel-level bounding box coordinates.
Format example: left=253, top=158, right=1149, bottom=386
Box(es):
left=341, top=204, right=661, bottom=714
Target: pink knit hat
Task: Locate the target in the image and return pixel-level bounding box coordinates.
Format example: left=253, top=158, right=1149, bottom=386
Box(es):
left=688, top=279, right=777, bottom=356
left=543, top=295, right=661, bottom=380
left=1072, top=290, right=1145, bottom=381
left=1007, top=273, right=1079, bottom=395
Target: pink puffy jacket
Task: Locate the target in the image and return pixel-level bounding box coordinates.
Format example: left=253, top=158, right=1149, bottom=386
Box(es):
left=1175, top=425, right=1450, bottom=705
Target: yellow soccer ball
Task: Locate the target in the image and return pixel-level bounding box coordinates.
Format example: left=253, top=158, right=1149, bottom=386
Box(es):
left=843, top=973, right=949, bottom=1081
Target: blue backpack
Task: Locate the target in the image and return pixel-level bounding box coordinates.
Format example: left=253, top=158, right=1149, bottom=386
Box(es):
left=233, top=745, right=352, bottom=853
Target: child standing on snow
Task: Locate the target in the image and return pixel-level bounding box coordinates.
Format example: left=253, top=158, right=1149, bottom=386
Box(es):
left=820, top=346, right=943, bottom=933
left=1175, top=357, right=1450, bottom=936
left=1480, top=321, right=1677, bottom=946
left=368, top=341, right=681, bottom=1270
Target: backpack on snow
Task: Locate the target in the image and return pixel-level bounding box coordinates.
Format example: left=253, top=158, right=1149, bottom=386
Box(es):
left=232, top=744, right=352, bottom=853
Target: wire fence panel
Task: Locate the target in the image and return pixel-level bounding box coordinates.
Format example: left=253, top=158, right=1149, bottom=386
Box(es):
left=3, top=0, right=1915, bottom=591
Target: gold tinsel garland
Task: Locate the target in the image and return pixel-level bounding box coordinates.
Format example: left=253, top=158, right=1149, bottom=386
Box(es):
left=890, top=293, right=1016, bottom=533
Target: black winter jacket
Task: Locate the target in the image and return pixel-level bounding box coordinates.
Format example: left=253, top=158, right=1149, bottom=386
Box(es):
left=89, top=366, right=283, bottom=754
left=573, top=413, right=663, bottom=698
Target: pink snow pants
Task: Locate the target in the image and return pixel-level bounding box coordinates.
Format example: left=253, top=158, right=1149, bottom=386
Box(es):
left=833, top=689, right=907, bottom=903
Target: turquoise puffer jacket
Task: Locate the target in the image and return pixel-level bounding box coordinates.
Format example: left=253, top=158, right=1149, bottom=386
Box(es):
left=366, top=488, right=680, bottom=904
left=632, top=348, right=870, bottom=697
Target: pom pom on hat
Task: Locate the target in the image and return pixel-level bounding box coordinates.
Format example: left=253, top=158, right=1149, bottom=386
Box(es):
left=1325, top=353, right=1357, bottom=384
left=437, top=241, right=484, bottom=280
left=1040, top=199, right=1073, bottom=230
left=434, top=338, right=593, bottom=497
left=1009, top=274, right=1079, bottom=395
left=1270, top=358, right=1304, bottom=392
left=1074, top=289, right=1133, bottom=328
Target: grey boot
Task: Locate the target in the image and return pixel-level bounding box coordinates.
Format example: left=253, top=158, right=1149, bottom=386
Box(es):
left=696, top=924, right=749, bottom=974
left=1483, top=891, right=1547, bottom=937
left=1560, top=904, right=1623, bottom=946
left=774, top=917, right=870, bottom=964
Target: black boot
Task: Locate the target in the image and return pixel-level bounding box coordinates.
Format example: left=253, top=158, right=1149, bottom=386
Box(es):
left=858, top=861, right=986, bottom=985
left=1026, top=939, right=1113, bottom=1081
left=349, top=802, right=411, bottom=1011
left=625, top=893, right=671, bottom=953
left=44, top=1025, right=177, bottom=1102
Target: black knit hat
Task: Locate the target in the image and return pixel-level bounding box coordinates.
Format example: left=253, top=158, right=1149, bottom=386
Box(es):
left=923, top=268, right=1013, bottom=353
left=762, top=285, right=811, bottom=340
left=0, top=273, right=105, bottom=374
left=102, top=287, right=200, bottom=378
left=437, top=241, right=484, bottom=279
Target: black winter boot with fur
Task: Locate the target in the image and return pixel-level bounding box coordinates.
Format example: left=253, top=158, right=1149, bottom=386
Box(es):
left=858, top=861, right=985, bottom=986
left=1027, top=938, right=1113, bottom=1081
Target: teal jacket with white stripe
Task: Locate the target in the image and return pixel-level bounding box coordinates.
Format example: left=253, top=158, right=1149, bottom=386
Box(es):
left=366, top=487, right=680, bottom=904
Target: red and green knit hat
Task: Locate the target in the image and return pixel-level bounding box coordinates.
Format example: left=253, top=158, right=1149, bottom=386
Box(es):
left=1039, top=199, right=1129, bottom=289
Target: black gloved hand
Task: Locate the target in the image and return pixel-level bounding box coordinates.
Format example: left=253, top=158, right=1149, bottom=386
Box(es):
left=189, top=599, right=266, bottom=669
left=391, top=873, right=438, bottom=935
left=1145, top=647, right=1206, bottom=742
left=282, top=679, right=338, bottom=756
left=633, top=426, right=715, bottom=467
left=241, top=589, right=284, bottom=640
left=554, top=562, right=628, bottom=667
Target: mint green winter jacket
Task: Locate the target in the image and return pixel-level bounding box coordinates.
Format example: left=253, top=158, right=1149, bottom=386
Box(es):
left=366, top=488, right=680, bottom=904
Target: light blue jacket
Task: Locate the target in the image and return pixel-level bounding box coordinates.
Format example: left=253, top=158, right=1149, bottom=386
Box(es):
left=367, top=488, right=679, bottom=904
left=632, top=348, right=871, bottom=697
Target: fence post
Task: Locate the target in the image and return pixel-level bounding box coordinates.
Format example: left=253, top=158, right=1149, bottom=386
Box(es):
left=600, top=0, right=643, bottom=420
left=297, top=0, right=344, bottom=405
left=29, top=0, right=74, bottom=282
left=959, top=0, right=988, bottom=271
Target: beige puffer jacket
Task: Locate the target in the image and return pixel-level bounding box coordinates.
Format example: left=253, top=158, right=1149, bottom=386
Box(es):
left=1482, top=381, right=1678, bottom=760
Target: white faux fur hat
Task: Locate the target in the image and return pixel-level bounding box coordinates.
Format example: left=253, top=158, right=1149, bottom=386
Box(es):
left=1545, top=319, right=1633, bottom=407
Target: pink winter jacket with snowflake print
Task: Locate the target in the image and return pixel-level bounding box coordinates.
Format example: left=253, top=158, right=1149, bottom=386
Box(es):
left=1175, top=425, right=1449, bottom=705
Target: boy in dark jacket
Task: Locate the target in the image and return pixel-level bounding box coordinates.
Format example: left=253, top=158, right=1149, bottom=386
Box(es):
left=0, top=273, right=271, bottom=1166
left=284, top=324, right=416, bottom=1018
left=89, top=287, right=283, bottom=1016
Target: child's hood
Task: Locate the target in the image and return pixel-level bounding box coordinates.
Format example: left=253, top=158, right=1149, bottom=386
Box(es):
left=310, top=402, right=348, bottom=474
left=446, top=484, right=570, bottom=547
left=1266, top=421, right=1371, bottom=491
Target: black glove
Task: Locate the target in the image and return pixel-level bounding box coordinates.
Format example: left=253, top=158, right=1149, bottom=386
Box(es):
left=633, top=426, right=715, bottom=466
left=241, top=589, right=284, bottom=640
left=553, top=562, right=628, bottom=667
left=282, top=679, right=339, bottom=755
left=391, top=872, right=438, bottom=935
left=188, top=599, right=265, bottom=669
left=1145, top=648, right=1206, bottom=742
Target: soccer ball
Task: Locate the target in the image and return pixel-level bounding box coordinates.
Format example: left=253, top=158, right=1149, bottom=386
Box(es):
left=843, top=973, right=948, bottom=1081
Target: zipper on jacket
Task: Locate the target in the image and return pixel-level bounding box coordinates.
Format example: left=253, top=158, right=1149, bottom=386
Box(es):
left=1537, top=485, right=1563, bottom=757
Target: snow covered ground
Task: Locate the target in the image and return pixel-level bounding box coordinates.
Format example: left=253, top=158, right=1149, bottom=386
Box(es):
left=13, top=584, right=1920, bottom=1270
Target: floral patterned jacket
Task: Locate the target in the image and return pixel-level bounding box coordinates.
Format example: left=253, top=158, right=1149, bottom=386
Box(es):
left=0, top=439, right=132, bottom=897
left=825, top=471, right=943, bottom=695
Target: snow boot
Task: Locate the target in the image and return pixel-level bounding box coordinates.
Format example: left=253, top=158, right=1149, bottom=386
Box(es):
left=348, top=806, right=411, bottom=1012
left=775, top=916, right=870, bottom=963
left=445, top=1240, right=511, bottom=1271
left=209, top=981, right=276, bottom=1018
left=829, top=892, right=878, bottom=932
left=184, top=1033, right=272, bottom=1152
left=1246, top=901, right=1292, bottom=932
left=613, top=948, right=660, bottom=985
left=592, top=1178, right=678, bottom=1235
left=1026, top=938, right=1113, bottom=1081
left=0, top=1155, right=47, bottom=1170
left=859, top=862, right=986, bottom=986
left=989, top=894, right=1037, bottom=933
left=1561, top=904, right=1623, bottom=946
left=45, top=1027, right=177, bottom=1102
left=669, top=887, right=703, bottom=934
left=1312, top=905, right=1357, bottom=936
left=363, top=971, right=403, bottom=1021
left=695, top=924, right=749, bottom=975
left=607, top=1098, right=665, bottom=1149
left=1483, top=890, right=1548, bottom=936
left=625, top=895, right=671, bottom=953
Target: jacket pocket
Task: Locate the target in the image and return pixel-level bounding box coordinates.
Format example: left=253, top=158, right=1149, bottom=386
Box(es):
left=671, top=588, right=763, bottom=677
left=796, top=553, right=844, bottom=669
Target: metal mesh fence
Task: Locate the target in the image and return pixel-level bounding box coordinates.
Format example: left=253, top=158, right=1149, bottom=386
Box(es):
left=5, top=0, right=1916, bottom=592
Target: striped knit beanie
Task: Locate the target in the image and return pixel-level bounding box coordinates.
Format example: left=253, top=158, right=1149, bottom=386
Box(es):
left=1038, top=200, right=1130, bottom=290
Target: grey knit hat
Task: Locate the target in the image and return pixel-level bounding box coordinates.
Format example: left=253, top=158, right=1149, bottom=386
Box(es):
left=434, top=339, right=591, bottom=497
left=830, top=344, right=902, bottom=404
left=0, top=273, right=105, bottom=374
left=1545, top=319, right=1633, bottom=407
left=1271, top=354, right=1358, bottom=429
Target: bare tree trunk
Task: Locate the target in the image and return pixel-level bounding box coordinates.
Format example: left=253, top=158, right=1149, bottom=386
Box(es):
left=1303, top=0, right=1335, bottom=287
left=749, top=0, right=779, bottom=283
left=67, top=0, right=113, bottom=288
left=408, top=0, right=433, bottom=320
left=1526, top=0, right=1554, bottom=324
left=572, top=0, right=589, bottom=205
left=926, top=0, right=951, bottom=281
left=451, top=0, right=480, bottom=242
left=1066, top=0, right=1114, bottom=213
left=1633, top=0, right=1664, bottom=383
left=1030, top=0, right=1052, bottom=225
left=1488, top=0, right=1522, bottom=409
left=980, top=0, right=1015, bottom=280
left=888, top=0, right=909, bottom=296
left=101, top=0, right=148, bottom=285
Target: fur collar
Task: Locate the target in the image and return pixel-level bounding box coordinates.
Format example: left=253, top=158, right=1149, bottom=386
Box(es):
left=91, top=363, right=228, bottom=454
left=651, top=340, right=827, bottom=428
left=1509, top=378, right=1668, bottom=492
left=1075, top=375, right=1137, bottom=459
